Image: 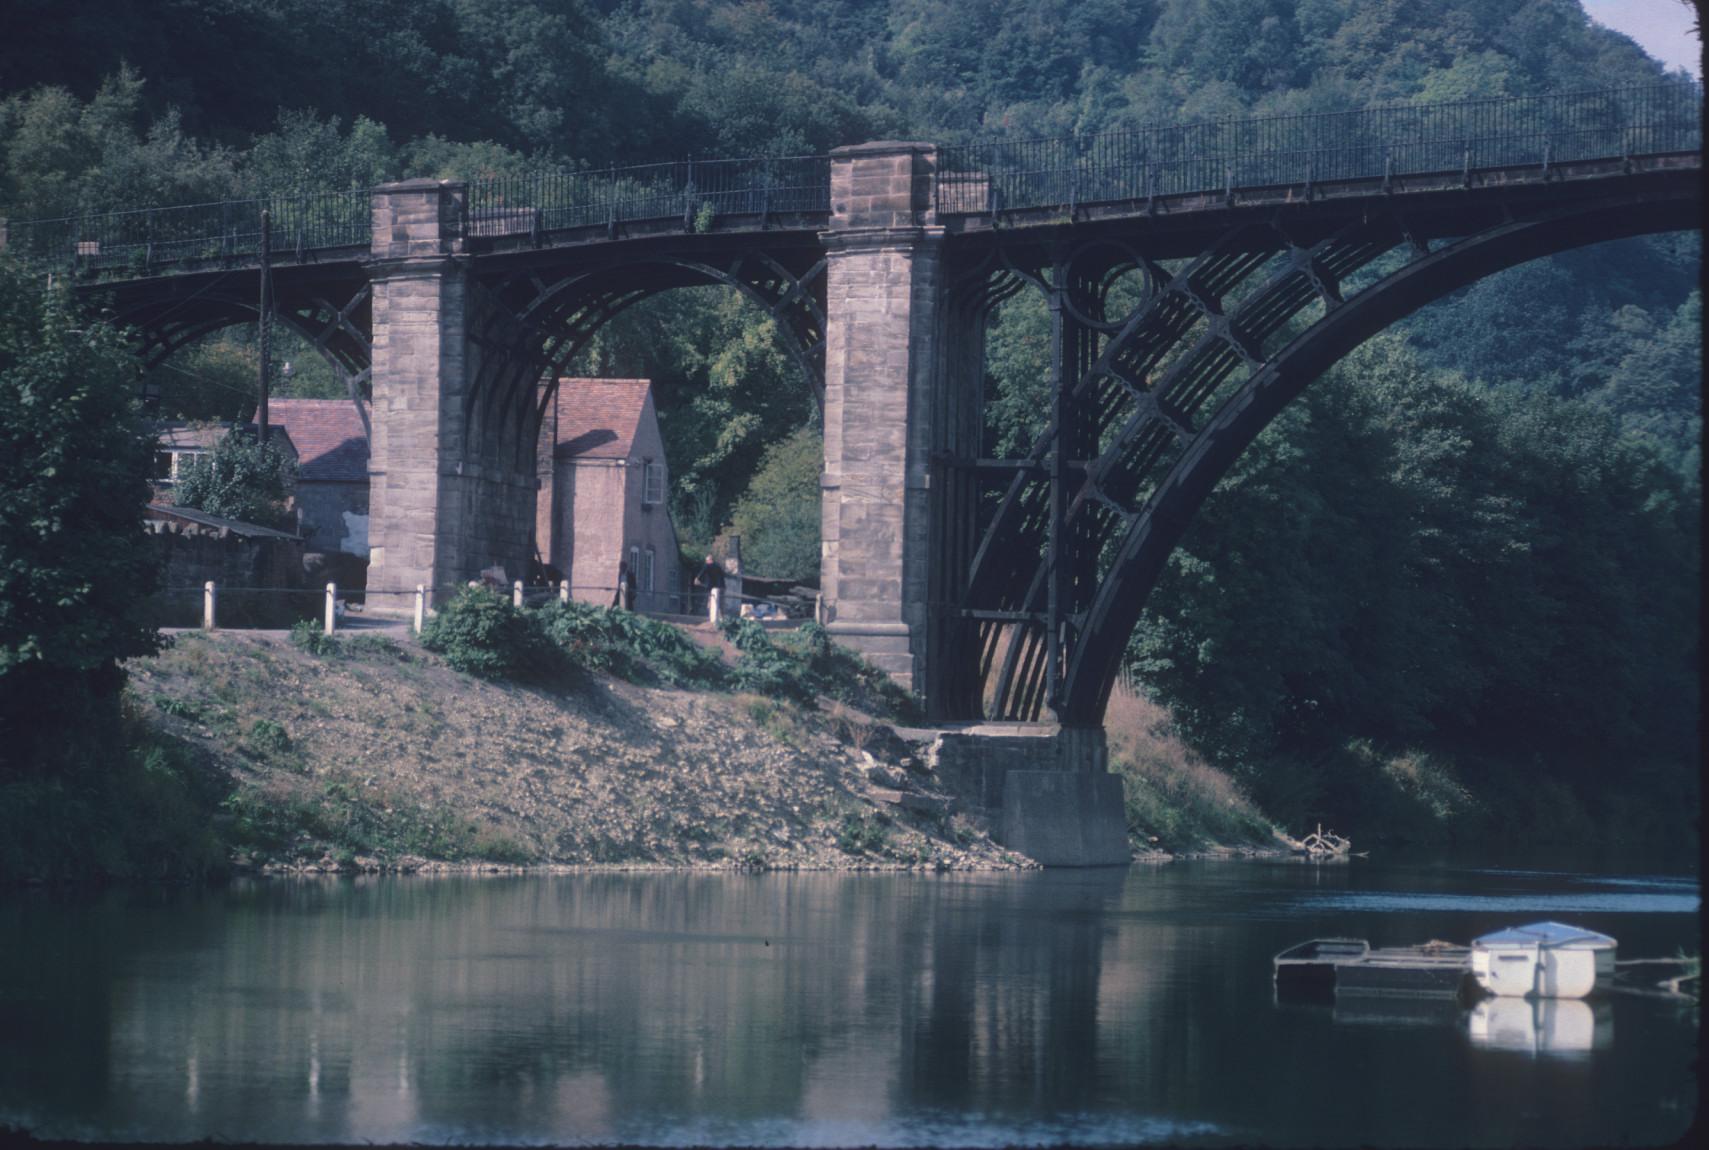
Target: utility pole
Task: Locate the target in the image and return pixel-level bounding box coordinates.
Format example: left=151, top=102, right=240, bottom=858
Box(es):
left=257, top=207, right=272, bottom=444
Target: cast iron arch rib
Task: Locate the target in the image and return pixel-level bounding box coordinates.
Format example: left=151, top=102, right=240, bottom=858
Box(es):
left=119, top=289, right=373, bottom=405
left=461, top=251, right=829, bottom=472
left=1054, top=189, right=1701, bottom=725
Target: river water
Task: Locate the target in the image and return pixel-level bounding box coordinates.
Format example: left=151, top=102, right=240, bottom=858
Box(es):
left=0, top=858, right=1697, bottom=1147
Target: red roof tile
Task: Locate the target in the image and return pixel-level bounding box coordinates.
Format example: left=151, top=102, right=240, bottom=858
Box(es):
left=265, top=399, right=369, bottom=482
left=552, top=378, right=651, bottom=460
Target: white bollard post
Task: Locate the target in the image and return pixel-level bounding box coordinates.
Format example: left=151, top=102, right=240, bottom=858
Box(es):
left=558, top=580, right=569, bottom=605
left=414, top=585, right=426, bottom=634
left=513, top=580, right=524, bottom=609
left=324, top=583, right=337, bottom=635
left=203, top=581, right=217, bottom=630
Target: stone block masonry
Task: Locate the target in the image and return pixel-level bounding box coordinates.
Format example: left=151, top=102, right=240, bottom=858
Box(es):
left=931, top=725, right=1131, bottom=866
left=365, top=180, right=534, bottom=603
left=819, top=142, right=944, bottom=691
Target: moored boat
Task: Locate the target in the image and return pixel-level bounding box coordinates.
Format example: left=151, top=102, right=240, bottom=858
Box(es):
left=1470, top=921, right=1616, bottom=999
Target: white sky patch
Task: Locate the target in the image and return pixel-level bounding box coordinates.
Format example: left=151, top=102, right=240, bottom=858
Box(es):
left=1580, top=0, right=1701, bottom=77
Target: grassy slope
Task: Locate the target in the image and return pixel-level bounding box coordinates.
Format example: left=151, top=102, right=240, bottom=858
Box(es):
left=126, top=631, right=1026, bottom=872
left=1103, top=686, right=1281, bottom=853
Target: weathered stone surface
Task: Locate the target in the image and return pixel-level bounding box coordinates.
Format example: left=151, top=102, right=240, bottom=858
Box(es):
left=366, top=182, right=534, bottom=604
left=999, top=771, right=1131, bottom=866
left=820, top=142, right=949, bottom=693
left=929, top=725, right=1128, bottom=865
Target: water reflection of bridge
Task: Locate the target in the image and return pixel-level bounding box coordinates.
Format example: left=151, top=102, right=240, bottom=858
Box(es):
left=4, top=84, right=1698, bottom=860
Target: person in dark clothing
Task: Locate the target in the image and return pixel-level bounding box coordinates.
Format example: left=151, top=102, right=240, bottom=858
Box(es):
left=694, top=554, right=726, bottom=624
left=613, top=560, right=636, bottom=611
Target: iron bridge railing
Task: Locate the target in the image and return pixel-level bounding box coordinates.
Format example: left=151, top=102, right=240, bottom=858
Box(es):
left=462, top=154, right=832, bottom=239
left=0, top=188, right=370, bottom=275
left=0, top=81, right=1697, bottom=275
left=934, top=80, right=1703, bottom=215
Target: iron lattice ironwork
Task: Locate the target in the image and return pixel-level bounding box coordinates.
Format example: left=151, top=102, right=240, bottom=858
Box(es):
left=938, top=171, right=1700, bottom=725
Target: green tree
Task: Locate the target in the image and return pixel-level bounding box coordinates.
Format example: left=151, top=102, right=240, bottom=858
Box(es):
left=171, top=429, right=296, bottom=530
left=0, top=260, right=161, bottom=771
left=729, top=426, right=822, bottom=582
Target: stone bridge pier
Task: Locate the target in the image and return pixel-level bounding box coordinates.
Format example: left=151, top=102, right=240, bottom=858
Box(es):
left=818, top=143, right=1130, bottom=865
left=365, top=180, right=536, bottom=600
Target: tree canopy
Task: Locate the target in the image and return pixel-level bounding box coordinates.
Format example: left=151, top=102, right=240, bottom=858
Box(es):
left=0, top=260, right=162, bottom=771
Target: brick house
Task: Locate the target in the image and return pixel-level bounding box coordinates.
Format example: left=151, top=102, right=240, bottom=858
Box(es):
left=535, top=378, right=682, bottom=612
left=265, top=399, right=371, bottom=559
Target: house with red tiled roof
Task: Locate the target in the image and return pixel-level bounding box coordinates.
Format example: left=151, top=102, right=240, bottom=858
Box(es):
left=536, top=378, right=682, bottom=612
left=266, top=399, right=371, bottom=559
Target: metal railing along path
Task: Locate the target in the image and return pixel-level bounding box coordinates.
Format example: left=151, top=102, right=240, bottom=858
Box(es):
left=463, top=154, right=832, bottom=239
left=1, top=81, right=1696, bottom=275
left=1, top=188, right=369, bottom=274
left=934, top=80, right=1703, bottom=214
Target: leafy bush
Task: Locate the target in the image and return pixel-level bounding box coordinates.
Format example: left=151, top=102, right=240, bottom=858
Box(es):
left=721, top=616, right=815, bottom=701
left=171, top=428, right=296, bottom=530
left=421, top=586, right=558, bottom=679
left=798, top=622, right=919, bottom=720
left=837, top=812, right=889, bottom=855
left=248, top=718, right=291, bottom=753
left=535, top=599, right=726, bottom=687
left=290, top=619, right=339, bottom=656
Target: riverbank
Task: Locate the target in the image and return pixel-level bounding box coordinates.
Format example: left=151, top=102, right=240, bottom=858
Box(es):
left=0, top=627, right=1286, bottom=883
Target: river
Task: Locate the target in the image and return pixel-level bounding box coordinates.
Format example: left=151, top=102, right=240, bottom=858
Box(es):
left=0, top=858, right=1697, bottom=1147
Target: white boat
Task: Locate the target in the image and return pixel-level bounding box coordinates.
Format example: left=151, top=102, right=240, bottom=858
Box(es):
left=1470, top=921, right=1617, bottom=999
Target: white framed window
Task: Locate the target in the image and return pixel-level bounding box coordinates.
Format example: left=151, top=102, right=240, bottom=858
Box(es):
left=641, top=547, right=655, bottom=592
left=642, top=461, right=665, bottom=505
left=157, top=449, right=207, bottom=484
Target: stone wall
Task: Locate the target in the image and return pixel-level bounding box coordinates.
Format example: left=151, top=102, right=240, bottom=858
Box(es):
left=147, top=522, right=305, bottom=626
left=930, top=725, right=1110, bottom=809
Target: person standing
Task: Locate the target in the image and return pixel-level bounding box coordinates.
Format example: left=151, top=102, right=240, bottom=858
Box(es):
left=612, top=560, right=636, bottom=611
left=694, top=554, right=726, bottom=625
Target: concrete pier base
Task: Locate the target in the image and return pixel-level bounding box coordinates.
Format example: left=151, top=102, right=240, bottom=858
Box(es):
left=931, top=725, right=1131, bottom=867
left=999, top=771, right=1132, bottom=867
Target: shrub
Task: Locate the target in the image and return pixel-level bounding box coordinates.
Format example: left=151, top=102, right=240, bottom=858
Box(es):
left=248, top=718, right=291, bottom=753
left=721, top=617, right=815, bottom=701
left=0, top=726, right=228, bottom=882
left=837, top=812, right=889, bottom=854
left=536, top=599, right=726, bottom=687
left=290, top=619, right=340, bottom=656
left=422, top=586, right=558, bottom=679
left=171, top=428, right=296, bottom=530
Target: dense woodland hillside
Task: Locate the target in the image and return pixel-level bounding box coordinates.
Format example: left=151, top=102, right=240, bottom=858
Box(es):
left=0, top=0, right=1699, bottom=848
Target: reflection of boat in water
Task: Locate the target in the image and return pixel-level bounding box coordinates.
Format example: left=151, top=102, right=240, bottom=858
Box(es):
left=1466, top=996, right=1613, bottom=1057
left=1470, top=922, right=1616, bottom=999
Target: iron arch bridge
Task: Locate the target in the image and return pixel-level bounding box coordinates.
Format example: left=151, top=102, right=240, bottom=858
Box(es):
left=5, top=81, right=1699, bottom=726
